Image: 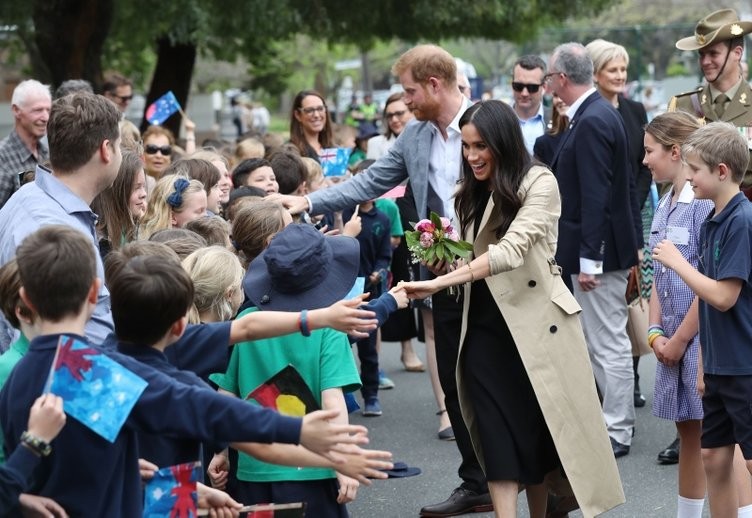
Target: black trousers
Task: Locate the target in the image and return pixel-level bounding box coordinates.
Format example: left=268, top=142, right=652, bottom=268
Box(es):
left=432, top=289, right=488, bottom=494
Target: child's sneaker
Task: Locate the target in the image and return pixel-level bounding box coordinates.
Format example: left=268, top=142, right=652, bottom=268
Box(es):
left=362, top=398, right=383, bottom=417
left=378, top=370, right=395, bottom=390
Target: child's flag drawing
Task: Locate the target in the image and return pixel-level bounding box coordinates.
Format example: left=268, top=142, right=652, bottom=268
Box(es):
left=319, top=148, right=351, bottom=177
left=143, top=461, right=201, bottom=518
left=46, top=335, right=147, bottom=442
left=247, top=365, right=320, bottom=417
left=146, top=91, right=181, bottom=125
left=242, top=502, right=306, bottom=517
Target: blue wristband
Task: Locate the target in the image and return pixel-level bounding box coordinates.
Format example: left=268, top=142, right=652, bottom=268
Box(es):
left=299, top=309, right=311, bottom=337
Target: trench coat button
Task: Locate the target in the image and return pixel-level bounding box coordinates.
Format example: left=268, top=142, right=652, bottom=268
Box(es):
left=549, top=325, right=558, bottom=333
left=528, top=280, right=537, bottom=287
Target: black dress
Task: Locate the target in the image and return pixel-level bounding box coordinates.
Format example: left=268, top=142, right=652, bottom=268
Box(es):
left=462, top=191, right=559, bottom=484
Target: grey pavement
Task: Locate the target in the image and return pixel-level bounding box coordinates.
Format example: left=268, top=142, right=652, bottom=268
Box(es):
left=348, top=339, right=704, bottom=517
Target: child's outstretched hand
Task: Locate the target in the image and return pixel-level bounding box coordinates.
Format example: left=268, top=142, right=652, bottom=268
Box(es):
left=18, top=493, right=68, bottom=517
left=197, top=482, right=242, bottom=517
left=388, top=286, right=409, bottom=309
left=300, top=409, right=368, bottom=462
left=27, top=394, right=66, bottom=443
left=313, top=293, right=378, bottom=338
left=332, top=439, right=393, bottom=484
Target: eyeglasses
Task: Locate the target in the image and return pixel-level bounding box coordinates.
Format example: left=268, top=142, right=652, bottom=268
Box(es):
left=144, top=144, right=172, bottom=156
left=385, top=110, right=407, bottom=119
left=512, top=82, right=543, bottom=93
left=298, top=105, right=326, bottom=116
left=543, top=72, right=566, bottom=84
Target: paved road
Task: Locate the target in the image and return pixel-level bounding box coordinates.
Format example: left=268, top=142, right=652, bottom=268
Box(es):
left=347, top=339, right=706, bottom=517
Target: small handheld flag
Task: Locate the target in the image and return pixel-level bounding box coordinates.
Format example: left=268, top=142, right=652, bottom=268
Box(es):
left=319, top=148, right=351, bottom=177
left=46, top=335, right=147, bottom=442
left=248, top=365, right=320, bottom=417
left=143, top=461, right=201, bottom=518
left=146, top=91, right=181, bottom=125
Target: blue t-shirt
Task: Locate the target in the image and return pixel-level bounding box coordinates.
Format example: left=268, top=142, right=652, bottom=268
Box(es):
left=698, top=192, right=752, bottom=375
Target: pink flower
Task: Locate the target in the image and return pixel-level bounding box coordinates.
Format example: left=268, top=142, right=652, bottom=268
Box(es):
left=420, top=232, right=434, bottom=248
left=415, top=219, right=435, bottom=233
left=440, top=217, right=451, bottom=230
left=447, top=231, right=459, bottom=241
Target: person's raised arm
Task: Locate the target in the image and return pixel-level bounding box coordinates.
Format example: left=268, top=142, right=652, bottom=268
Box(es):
left=228, top=294, right=378, bottom=344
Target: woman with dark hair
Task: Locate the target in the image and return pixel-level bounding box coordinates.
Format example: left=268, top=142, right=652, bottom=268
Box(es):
left=289, top=90, right=334, bottom=161
left=533, top=93, right=569, bottom=167
left=367, top=92, right=414, bottom=160
left=91, top=150, right=148, bottom=259
left=401, top=100, right=623, bottom=516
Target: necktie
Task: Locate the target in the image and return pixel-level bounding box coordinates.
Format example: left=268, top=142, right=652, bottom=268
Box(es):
left=714, top=93, right=729, bottom=119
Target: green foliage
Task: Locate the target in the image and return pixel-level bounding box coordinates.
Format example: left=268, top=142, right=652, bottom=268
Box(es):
left=666, top=62, right=689, bottom=77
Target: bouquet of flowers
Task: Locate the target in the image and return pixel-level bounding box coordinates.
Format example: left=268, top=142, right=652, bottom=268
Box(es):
left=405, top=212, right=474, bottom=295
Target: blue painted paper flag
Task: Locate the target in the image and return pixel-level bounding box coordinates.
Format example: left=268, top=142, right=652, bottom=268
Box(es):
left=143, top=461, right=201, bottom=518
left=146, top=91, right=181, bottom=125
left=319, top=147, right=351, bottom=177
left=46, top=335, right=147, bottom=443
left=343, top=277, right=365, bottom=301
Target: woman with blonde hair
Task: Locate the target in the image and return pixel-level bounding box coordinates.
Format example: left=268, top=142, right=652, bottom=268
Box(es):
left=183, top=246, right=245, bottom=324
left=139, top=176, right=207, bottom=239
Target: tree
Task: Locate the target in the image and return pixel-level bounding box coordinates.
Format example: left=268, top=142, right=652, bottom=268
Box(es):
left=1, top=0, right=614, bottom=133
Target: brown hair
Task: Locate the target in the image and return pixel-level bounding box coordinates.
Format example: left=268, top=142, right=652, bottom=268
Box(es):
left=185, top=215, right=231, bottom=247
left=165, top=159, right=220, bottom=198
left=391, top=45, right=457, bottom=86
left=0, top=259, right=33, bottom=329
left=231, top=200, right=288, bottom=267
left=47, top=92, right=121, bottom=173
left=142, top=125, right=176, bottom=147
left=16, top=226, right=97, bottom=321
left=683, top=121, right=749, bottom=184
left=645, top=111, right=702, bottom=149
left=289, top=90, right=334, bottom=156
left=149, top=228, right=208, bottom=260
left=104, top=240, right=180, bottom=286
left=91, top=150, right=143, bottom=250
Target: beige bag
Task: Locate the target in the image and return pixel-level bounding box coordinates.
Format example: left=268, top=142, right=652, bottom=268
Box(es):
left=625, top=266, right=652, bottom=356
left=627, top=297, right=652, bottom=356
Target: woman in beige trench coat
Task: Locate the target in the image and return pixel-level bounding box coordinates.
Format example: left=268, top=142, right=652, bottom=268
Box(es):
left=401, top=101, right=624, bottom=517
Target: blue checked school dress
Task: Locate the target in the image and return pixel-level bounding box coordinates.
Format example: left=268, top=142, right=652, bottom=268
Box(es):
left=649, top=182, right=713, bottom=421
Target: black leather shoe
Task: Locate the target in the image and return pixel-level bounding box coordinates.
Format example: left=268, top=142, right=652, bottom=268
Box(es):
left=610, top=437, right=630, bottom=458
left=634, top=391, right=646, bottom=407
left=420, top=487, right=493, bottom=517
left=657, top=438, right=680, bottom=465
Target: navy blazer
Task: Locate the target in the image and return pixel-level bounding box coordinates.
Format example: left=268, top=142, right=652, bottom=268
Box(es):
left=550, top=91, right=639, bottom=277
left=618, top=95, right=652, bottom=213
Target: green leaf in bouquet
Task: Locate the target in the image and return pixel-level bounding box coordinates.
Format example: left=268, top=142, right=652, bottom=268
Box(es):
left=405, top=231, right=419, bottom=249
left=429, top=211, right=443, bottom=229
left=444, top=239, right=470, bottom=259
left=436, top=243, right=445, bottom=261
left=426, top=246, right=436, bottom=263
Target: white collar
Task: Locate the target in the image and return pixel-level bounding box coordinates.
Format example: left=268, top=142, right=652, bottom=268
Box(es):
left=677, top=180, right=695, bottom=204
left=565, top=87, right=597, bottom=119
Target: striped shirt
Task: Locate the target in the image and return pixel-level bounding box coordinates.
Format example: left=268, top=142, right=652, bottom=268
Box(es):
left=0, top=130, right=48, bottom=209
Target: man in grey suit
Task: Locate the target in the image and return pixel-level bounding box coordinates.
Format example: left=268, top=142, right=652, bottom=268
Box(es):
left=281, top=44, right=492, bottom=517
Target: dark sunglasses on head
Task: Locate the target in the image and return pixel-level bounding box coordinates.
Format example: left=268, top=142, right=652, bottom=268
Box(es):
left=144, top=144, right=172, bottom=156
left=511, top=82, right=543, bottom=93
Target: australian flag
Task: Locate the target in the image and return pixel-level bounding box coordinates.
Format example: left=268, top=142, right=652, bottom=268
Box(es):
left=146, top=91, right=181, bottom=125
left=46, top=335, right=147, bottom=443
left=143, top=461, right=201, bottom=518
left=319, top=147, right=351, bottom=177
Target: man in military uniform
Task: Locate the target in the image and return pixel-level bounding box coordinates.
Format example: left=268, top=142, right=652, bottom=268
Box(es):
left=658, top=7, right=752, bottom=468
left=669, top=9, right=752, bottom=186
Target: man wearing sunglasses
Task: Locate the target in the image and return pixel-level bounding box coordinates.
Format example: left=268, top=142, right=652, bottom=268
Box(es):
left=511, top=55, right=550, bottom=155
left=102, top=72, right=133, bottom=113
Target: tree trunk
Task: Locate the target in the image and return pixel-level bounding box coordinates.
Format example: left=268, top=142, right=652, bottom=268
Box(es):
left=32, top=0, right=114, bottom=88
left=140, top=37, right=196, bottom=136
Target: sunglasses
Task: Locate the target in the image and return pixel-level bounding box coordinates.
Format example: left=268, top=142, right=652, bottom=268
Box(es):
left=385, top=110, right=407, bottom=119
left=511, top=82, right=543, bottom=93
left=144, top=144, right=172, bottom=156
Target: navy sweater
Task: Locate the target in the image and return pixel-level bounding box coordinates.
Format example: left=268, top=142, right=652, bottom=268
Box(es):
left=0, top=333, right=301, bottom=517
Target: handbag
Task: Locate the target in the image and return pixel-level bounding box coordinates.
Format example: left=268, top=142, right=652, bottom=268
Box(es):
left=625, top=266, right=652, bottom=356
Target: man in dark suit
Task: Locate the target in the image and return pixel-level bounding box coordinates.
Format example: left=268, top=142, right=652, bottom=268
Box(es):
left=547, top=42, right=640, bottom=458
